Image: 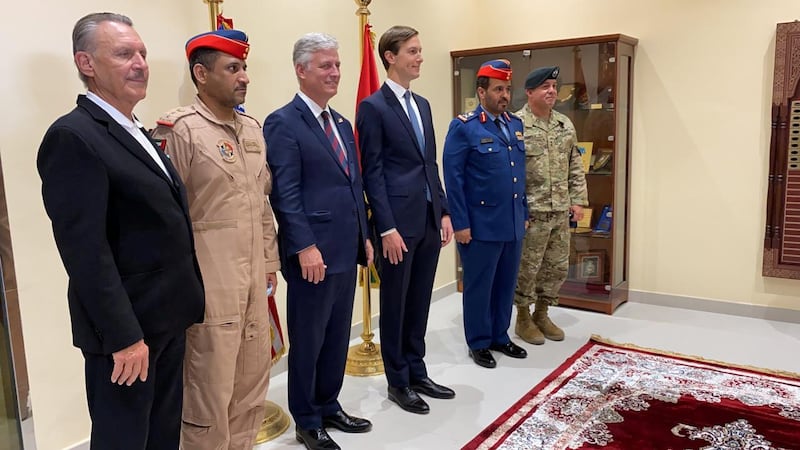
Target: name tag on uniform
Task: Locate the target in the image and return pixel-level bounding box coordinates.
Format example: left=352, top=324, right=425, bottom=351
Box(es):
left=480, top=137, right=493, bottom=144
left=243, top=139, right=262, bottom=153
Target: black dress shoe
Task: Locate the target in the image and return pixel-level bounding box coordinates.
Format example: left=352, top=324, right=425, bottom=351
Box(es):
left=321, top=410, right=372, bottom=433
left=490, top=341, right=528, bottom=359
left=469, top=348, right=497, bottom=368
left=296, top=426, right=341, bottom=450
left=388, top=385, right=430, bottom=414
left=411, top=377, right=456, bottom=399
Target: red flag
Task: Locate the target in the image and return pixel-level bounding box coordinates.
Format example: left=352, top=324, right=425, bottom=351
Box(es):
left=216, top=14, right=234, bottom=30
left=354, top=23, right=381, bottom=172
left=268, top=295, right=285, bottom=363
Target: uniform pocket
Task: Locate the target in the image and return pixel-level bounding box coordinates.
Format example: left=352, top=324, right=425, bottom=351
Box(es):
left=239, top=320, right=268, bottom=376
left=477, top=142, right=506, bottom=168
left=192, top=219, right=237, bottom=231
left=307, top=210, right=332, bottom=223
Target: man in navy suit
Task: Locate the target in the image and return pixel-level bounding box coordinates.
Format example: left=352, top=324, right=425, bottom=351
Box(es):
left=443, top=59, right=529, bottom=369
left=356, top=25, right=454, bottom=415
left=37, top=13, right=204, bottom=449
left=264, top=33, right=374, bottom=450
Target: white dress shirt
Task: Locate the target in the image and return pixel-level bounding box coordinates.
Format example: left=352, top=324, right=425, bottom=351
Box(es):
left=86, top=91, right=171, bottom=180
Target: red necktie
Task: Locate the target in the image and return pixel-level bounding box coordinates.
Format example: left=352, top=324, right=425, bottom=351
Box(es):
left=321, top=111, right=349, bottom=176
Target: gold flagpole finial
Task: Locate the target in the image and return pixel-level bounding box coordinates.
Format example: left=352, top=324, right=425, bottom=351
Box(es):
left=354, top=0, right=372, bottom=16
left=354, top=0, right=373, bottom=58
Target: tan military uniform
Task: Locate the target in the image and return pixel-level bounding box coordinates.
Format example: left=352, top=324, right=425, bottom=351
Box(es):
left=514, top=104, right=588, bottom=307
left=152, top=97, right=280, bottom=449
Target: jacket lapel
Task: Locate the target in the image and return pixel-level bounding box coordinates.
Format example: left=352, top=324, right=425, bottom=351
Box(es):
left=78, top=96, right=175, bottom=187
left=293, top=95, right=350, bottom=178
left=330, top=108, right=355, bottom=179
left=383, top=84, right=424, bottom=158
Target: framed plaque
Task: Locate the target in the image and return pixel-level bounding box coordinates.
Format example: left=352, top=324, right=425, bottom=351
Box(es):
left=576, top=250, right=605, bottom=283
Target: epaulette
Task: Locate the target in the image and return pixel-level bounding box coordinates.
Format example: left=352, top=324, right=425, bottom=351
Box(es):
left=155, top=106, right=195, bottom=128
left=457, top=111, right=477, bottom=123
left=235, top=109, right=263, bottom=128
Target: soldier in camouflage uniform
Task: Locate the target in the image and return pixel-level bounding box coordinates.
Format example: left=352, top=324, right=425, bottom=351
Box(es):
left=514, top=66, right=588, bottom=345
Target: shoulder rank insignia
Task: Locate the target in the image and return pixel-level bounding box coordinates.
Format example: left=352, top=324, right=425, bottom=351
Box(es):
left=457, top=111, right=476, bottom=122
left=156, top=106, right=194, bottom=128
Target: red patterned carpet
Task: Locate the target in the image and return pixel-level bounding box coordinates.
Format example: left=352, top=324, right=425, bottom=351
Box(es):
left=463, top=336, right=800, bottom=450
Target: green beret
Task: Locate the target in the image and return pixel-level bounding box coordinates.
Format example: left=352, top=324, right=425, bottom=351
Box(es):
left=524, top=66, right=559, bottom=89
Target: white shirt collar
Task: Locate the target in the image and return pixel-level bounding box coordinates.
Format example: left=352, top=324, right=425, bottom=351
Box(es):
left=297, top=91, right=331, bottom=119
left=85, top=91, right=143, bottom=131
left=385, top=78, right=410, bottom=101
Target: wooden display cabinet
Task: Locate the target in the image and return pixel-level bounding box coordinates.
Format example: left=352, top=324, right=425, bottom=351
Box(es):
left=450, top=34, right=637, bottom=314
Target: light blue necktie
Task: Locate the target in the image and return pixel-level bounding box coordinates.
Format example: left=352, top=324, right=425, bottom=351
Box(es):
left=495, top=117, right=511, bottom=142
left=403, top=90, right=431, bottom=202
left=404, top=90, right=425, bottom=153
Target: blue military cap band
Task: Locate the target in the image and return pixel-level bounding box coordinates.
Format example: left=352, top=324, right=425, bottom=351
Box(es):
left=524, top=66, right=559, bottom=89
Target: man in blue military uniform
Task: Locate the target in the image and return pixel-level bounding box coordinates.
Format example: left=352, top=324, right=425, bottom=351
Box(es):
left=443, top=59, right=529, bottom=369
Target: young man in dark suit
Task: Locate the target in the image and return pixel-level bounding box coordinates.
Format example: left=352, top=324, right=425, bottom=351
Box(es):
left=356, top=25, right=454, bottom=415
left=37, top=12, right=204, bottom=450
left=264, top=32, right=374, bottom=450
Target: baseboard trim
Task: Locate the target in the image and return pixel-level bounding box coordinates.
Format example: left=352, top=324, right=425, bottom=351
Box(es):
left=628, top=289, right=800, bottom=324
left=346, top=281, right=458, bottom=341
left=66, top=440, right=89, bottom=450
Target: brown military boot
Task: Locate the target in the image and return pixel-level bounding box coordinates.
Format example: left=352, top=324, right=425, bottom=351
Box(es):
left=532, top=300, right=565, bottom=341
left=515, top=305, right=545, bottom=345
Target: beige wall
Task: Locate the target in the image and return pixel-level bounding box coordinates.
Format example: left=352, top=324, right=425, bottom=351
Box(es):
left=1, top=0, right=798, bottom=448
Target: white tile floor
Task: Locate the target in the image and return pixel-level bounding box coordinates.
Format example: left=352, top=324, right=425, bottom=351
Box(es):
left=255, top=294, right=800, bottom=450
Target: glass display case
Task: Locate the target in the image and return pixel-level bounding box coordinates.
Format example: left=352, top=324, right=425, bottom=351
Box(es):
left=450, top=34, right=637, bottom=314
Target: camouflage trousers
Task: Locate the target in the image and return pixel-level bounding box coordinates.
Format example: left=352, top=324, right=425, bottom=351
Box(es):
left=514, top=210, right=570, bottom=307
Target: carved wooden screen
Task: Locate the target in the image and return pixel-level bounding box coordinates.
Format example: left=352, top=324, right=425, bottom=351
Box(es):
left=764, top=21, right=800, bottom=278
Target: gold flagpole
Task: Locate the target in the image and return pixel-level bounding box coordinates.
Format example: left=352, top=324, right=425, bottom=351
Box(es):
left=345, top=0, right=384, bottom=377
left=198, top=0, right=290, bottom=443
left=203, top=0, right=223, bottom=30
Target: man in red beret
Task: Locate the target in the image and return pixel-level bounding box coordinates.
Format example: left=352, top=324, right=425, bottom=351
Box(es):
left=152, top=29, right=279, bottom=450
left=443, top=59, right=529, bottom=369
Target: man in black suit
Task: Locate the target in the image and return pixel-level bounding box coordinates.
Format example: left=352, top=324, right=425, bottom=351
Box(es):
left=37, top=13, right=204, bottom=450
left=356, top=25, right=454, bottom=415
left=264, top=33, right=374, bottom=450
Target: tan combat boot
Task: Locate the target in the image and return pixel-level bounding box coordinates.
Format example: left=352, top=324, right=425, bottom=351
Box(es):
left=532, top=300, right=565, bottom=341
left=515, top=305, right=545, bottom=345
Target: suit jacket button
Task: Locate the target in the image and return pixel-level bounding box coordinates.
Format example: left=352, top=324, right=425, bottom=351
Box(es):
left=480, top=200, right=485, bottom=205
left=508, top=146, right=512, bottom=151
left=513, top=193, right=518, bottom=199
left=513, top=177, right=518, bottom=183
left=511, top=161, right=515, bottom=167
left=488, top=148, right=493, bottom=152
